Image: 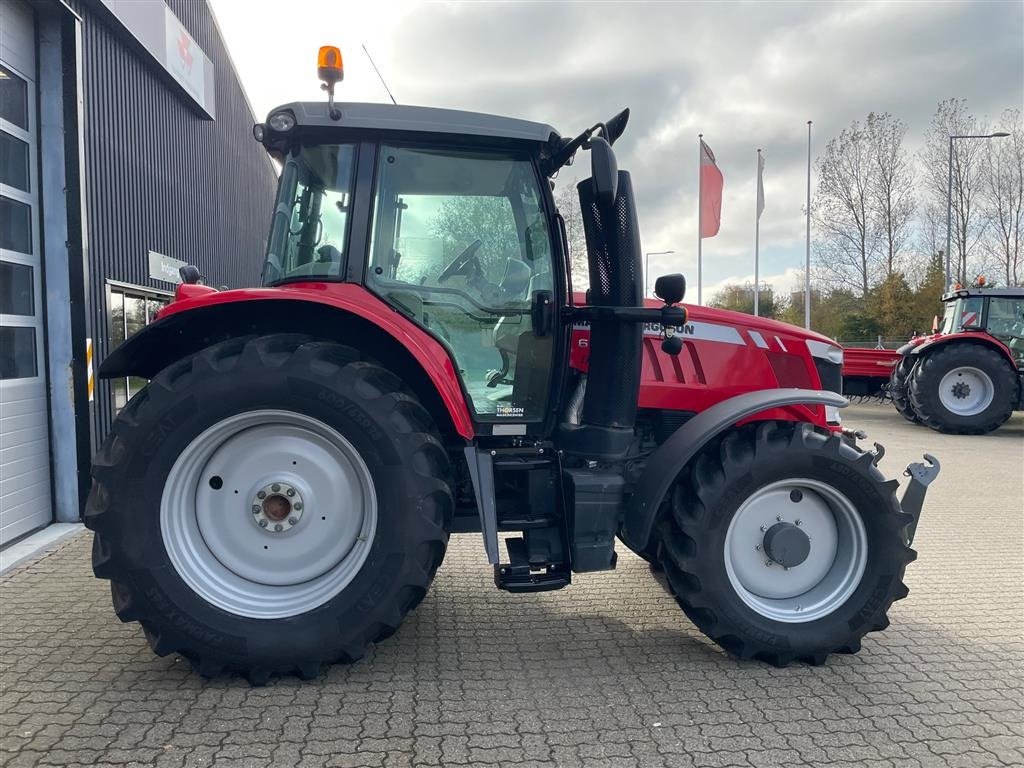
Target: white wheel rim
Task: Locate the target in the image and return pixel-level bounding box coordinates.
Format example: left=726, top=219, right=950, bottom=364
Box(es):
left=723, top=479, right=868, bottom=623
left=160, top=410, right=377, bottom=619
left=938, top=366, right=994, bottom=416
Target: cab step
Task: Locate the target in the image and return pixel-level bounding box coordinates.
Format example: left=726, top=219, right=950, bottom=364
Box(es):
left=493, top=536, right=571, bottom=593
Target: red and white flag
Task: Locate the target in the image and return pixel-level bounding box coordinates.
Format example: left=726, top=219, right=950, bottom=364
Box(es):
left=700, top=139, right=724, bottom=238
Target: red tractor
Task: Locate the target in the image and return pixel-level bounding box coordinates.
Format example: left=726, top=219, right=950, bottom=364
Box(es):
left=85, top=54, right=939, bottom=682
left=889, top=286, right=1024, bottom=434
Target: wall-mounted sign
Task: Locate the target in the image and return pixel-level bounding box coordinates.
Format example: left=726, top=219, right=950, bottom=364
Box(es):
left=95, top=0, right=216, bottom=119
left=148, top=250, right=187, bottom=284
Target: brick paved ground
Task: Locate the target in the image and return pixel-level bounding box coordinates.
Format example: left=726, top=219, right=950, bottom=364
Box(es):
left=2, top=404, right=1022, bottom=767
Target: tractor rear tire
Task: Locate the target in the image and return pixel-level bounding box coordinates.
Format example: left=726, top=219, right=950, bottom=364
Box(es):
left=889, top=357, right=920, bottom=423
left=908, top=344, right=1017, bottom=435
left=85, top=334, right=453, bottom=683
left=657, top=421, right=915, bottom=667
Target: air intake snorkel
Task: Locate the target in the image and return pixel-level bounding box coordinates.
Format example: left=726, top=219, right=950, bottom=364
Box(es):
left=557, top=117, right=646, bottom=460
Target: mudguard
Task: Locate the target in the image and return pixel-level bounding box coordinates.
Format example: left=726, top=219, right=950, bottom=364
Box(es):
left=621, top=388, right=848, bottom=552
left=98, top=284, right=476, bottom=439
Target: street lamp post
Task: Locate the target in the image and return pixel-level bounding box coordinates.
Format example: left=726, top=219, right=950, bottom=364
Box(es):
left=945, top=132, right=1010, bottom=289
left=645, top=250, right=675, bottom=297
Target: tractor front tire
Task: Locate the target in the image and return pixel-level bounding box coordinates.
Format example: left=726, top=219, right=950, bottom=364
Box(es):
left=908, top=344, right=1018, bottom=435
left=657, top=421, right=915, bottom=666
left=889, top=357, right=920, bottom=423
left=85, top=334, right=453, bottom=683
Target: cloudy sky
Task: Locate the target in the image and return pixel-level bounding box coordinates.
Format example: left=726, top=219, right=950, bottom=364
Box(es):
left=209, top=0, right=1023, bottom=300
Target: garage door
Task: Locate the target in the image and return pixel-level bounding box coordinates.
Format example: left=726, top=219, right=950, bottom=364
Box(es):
left=1, top=1, right=52, bottom=545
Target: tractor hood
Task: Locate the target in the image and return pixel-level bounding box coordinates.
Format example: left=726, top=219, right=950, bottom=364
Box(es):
left=682, top=303, right=839, bottom=348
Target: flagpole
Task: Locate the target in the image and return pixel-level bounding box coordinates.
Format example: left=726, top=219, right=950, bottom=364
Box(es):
left=754, top=148, right=761, bottom=317
left=698, top=134, right=703, bottom=305
left=804, top=120, right=812, bottom=330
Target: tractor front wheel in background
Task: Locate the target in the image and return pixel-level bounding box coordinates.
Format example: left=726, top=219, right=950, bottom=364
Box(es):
left=889, top=357, right=920, bottom=423
left=657, top=421, right=915, bottom=666
left=909, top=344, right=1018, bottom=435
left=85, top=335, right=453, bottom=683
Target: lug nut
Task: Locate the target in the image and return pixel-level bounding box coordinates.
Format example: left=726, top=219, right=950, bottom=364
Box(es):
left=274, top=524, right=283, bottom=532
left=271, top=484, right=280, bottom=492
left=765, top=559, right=773, bottom=567
left=754, top=544, right=761, bottom=551
left=288, top=517, right=298, bottom=526
left=294, top=502, right=303, bottom=511
left=776, top=515, right=783, bottom=522
left=795, top=519, right=803, bottom=526
left=286, top=488, right=295, bottom=497
left=252, top=505, right=260, bottom=514
left=760, top=524, right=768, bottom=532
left=259, top=519, right=268, bottom=528
left=257, top=491, right=266, bottom=499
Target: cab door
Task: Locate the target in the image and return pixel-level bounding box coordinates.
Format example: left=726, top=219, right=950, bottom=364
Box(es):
left=365, top=144, right=561, bottom=435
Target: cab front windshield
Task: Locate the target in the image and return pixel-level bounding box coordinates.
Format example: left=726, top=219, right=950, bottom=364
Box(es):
left=263, top=144, right=356, bottom=284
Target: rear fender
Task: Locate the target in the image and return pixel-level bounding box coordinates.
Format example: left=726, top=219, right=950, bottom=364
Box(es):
left=909, top=333, right=1017, bottom=369
left=99, top=285, right=475, bottom=439
left=621, top=388, right=848, bottom=552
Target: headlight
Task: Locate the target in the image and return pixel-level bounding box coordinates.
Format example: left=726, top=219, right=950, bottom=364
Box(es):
left=267, top=111, right=295, bottom=132
left=806, top=339, right=843, bottom=365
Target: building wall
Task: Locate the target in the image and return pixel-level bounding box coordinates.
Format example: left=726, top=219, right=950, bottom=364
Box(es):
left=69, top=0, right=278, bottom=445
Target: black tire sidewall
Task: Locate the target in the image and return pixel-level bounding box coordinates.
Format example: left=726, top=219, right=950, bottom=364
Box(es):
left=103, top=343, right=447, bottom=664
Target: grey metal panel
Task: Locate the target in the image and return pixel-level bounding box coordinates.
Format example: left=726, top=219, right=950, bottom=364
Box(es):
left=278, top=101, right=560, bottom=145
left=64, top=0, right=278, bottom=448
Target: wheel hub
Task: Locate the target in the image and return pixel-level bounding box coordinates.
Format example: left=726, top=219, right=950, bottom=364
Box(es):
left=160, top=410, right=377, bottom=619
left=251, top=482, right=303, bottom=532
left=938, top=366, right=994, bottom=416
left=723, top=478, right=868, bottom=623
left=762, top=522, right=811, bottom=568
left=950, top=381, right=970, bottom=399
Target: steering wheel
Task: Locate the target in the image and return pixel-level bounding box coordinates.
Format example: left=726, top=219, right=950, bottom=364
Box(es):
left=438, top=239, right=484, bottom=284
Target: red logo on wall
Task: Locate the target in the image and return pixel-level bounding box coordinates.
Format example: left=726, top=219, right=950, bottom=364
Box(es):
left=177, top=29, right=194, bottom=73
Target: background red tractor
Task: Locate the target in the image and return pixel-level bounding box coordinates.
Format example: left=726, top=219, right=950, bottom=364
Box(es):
left=889, top=287, right=1024, bottom=434
left=85, top=53, right=939, bottom=682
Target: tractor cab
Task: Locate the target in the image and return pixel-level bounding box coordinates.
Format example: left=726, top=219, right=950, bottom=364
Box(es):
left=936, top=287, right=1024, bottom=365
left=260, top=114, right=562, bottom=424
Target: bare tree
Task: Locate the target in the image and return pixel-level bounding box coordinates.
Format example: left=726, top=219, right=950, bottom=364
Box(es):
left=812, top=121, right=879, bottom=297
left=867, top=112, right=915, bottom=276
left=553, top=180, right=589, bottom=291
left=920, top=99, right=990, bottom=284
left=982, top=108, right=1024, bottom=285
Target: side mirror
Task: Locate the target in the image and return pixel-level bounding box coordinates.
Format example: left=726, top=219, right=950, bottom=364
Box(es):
left=655, top=273, right=686, bottom=305
left=589, top=136, right=618, bottom=208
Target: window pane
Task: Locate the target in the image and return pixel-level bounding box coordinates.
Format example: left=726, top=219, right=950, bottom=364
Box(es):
left=124, top=295, right=146, bottom=339
left=0, top=131, right=29, bottom=192
left=111, top=377, right=128, bottom=411
left=0, top=261, right=33, bottom=315
left=367, top=146, right=555, bottom=422
left=0, top=195, right=31, bottom=253
left=263, top=144, right=356, bottom=284
left=0, top=325, right=37, bottom=379
left=0, top=66, right=28, bottom=130
left=108, top=289, right=125, bottom=348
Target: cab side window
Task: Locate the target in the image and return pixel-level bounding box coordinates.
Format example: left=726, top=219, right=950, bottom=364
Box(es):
left=366, top=146, right=555, bottom=422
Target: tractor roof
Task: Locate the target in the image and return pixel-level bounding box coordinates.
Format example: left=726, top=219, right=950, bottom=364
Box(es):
left=942, top=287, right=1024, bottom=301
left=264, top=102, right=561, bottom=146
